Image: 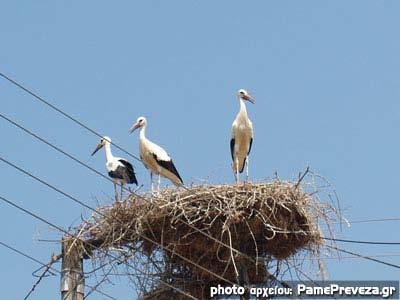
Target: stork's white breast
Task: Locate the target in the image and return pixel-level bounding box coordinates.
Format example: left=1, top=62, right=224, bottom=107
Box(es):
left=232, top=119, right=253, bottom=135
left=106, top=158, right=123, bottom=172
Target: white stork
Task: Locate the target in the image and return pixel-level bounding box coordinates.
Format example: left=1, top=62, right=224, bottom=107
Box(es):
left=231, top=89, right=254, bottom=183
left=91, top=136, right=138, bottom=200
left=129, top=116, right=183, bottom=191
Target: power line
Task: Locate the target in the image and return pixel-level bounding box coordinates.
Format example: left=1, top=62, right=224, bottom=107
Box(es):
left=326, top=245, right=400, bottom=270
left=0, top=71, right=142, bottom=163
left=0, top=240, right=117, bottom=300
left=0, top=199, right=117, bottom=300
left=339, top=217, right=400, bottom=225
left=0, top=240, right=51, bottom=268
left=295, top=253, right=400, bottom=261
left=323, top=237, right=400, bottom=245
left=0, top=195, right=70, bottom=235
left=0, top=112, right=133, bottom=194
left=0, top=155, right=101, bottom=213
left=257, top=227, right=400, bottom=246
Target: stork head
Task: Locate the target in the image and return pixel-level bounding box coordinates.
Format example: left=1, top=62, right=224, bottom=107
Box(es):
left=91, top=136, right=111, bottom=156
left=129, top=116, right=147, bottom=134
left=237, top=89, right=254, bottom=103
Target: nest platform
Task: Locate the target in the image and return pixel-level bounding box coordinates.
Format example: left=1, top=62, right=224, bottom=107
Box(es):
left=79, top=180, right=334, bottom=299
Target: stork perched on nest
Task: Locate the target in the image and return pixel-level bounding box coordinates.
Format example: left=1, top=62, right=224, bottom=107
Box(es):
left=91, top=136, right=138, bottom=200
left=129, top=116, right=183, bottom=191
left=231, top=89, right=254, bottom=183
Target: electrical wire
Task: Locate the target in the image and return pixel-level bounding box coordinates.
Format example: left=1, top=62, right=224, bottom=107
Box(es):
left=323, top=237, right=400, bottom=245
left=0, top=112, right=133, bottom=193
left=336, top=217, right=400, bottom=225
left=326, top=245, right=400, bottom=270
left=0, top=156, right=100, bottom=213
left=0, top=71, right=142, bottom=163
left=0, top=240, right=117, bottom=300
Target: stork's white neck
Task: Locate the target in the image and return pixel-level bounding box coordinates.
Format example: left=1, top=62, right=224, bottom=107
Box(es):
left=238, top=98, right=248, bottom=117
left=104, top=143, right=113, bottom=162
left=139, top=124, right=147, bottom=141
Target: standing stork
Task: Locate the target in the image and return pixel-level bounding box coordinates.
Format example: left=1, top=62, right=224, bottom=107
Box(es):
left=91, top=136, right=138, bottom=200
left=129, top=116, right=183, bottom=191
left=231, top=89, right=254, bottom=183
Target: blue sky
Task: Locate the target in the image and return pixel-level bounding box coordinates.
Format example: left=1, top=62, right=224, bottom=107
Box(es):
left=1, top=1, right=400, bottom=299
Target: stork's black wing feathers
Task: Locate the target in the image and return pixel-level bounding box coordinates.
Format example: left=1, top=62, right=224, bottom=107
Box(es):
left=230, top=138, right=252, bottom=173
left=248, top=138, right=253, bottom=155
left=153, top=154, right=183, bottom=184
left=108, top=159, right=138, bottom=185
left=230, top=138, right=235, bottom=162
left=118, top=159, right=134, bottom=172
left=108, top=168, right=124, bottom=181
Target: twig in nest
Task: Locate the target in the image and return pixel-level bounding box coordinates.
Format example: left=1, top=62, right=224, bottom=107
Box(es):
left=295, top=166, right=310, bottom=190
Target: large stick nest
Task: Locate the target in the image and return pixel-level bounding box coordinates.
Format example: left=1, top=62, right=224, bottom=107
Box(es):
left=79, top=178, right=336, bottom=299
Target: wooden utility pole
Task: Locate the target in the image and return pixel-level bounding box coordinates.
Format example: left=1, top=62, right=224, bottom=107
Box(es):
left=61, top=235, right=84, bottom=300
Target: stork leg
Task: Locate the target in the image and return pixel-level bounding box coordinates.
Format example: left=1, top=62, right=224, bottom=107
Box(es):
left=113, top=181, right=118, bottom=202
left=120, top=183, right=124, bottom=201
left=150, top=173, right=154, bottom=192
left=235, top=158, right=240, bottom=184
left=245, top=156, right=249, bottom=182
left=157, top=174, right=161, bottom=192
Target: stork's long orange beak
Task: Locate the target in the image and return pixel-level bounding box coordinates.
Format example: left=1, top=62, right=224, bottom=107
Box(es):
left=243, top=94, right=255, bottom=104
left=129, top=123, right=141, bottom=134
left=91, top=143, right=104, bottom=156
